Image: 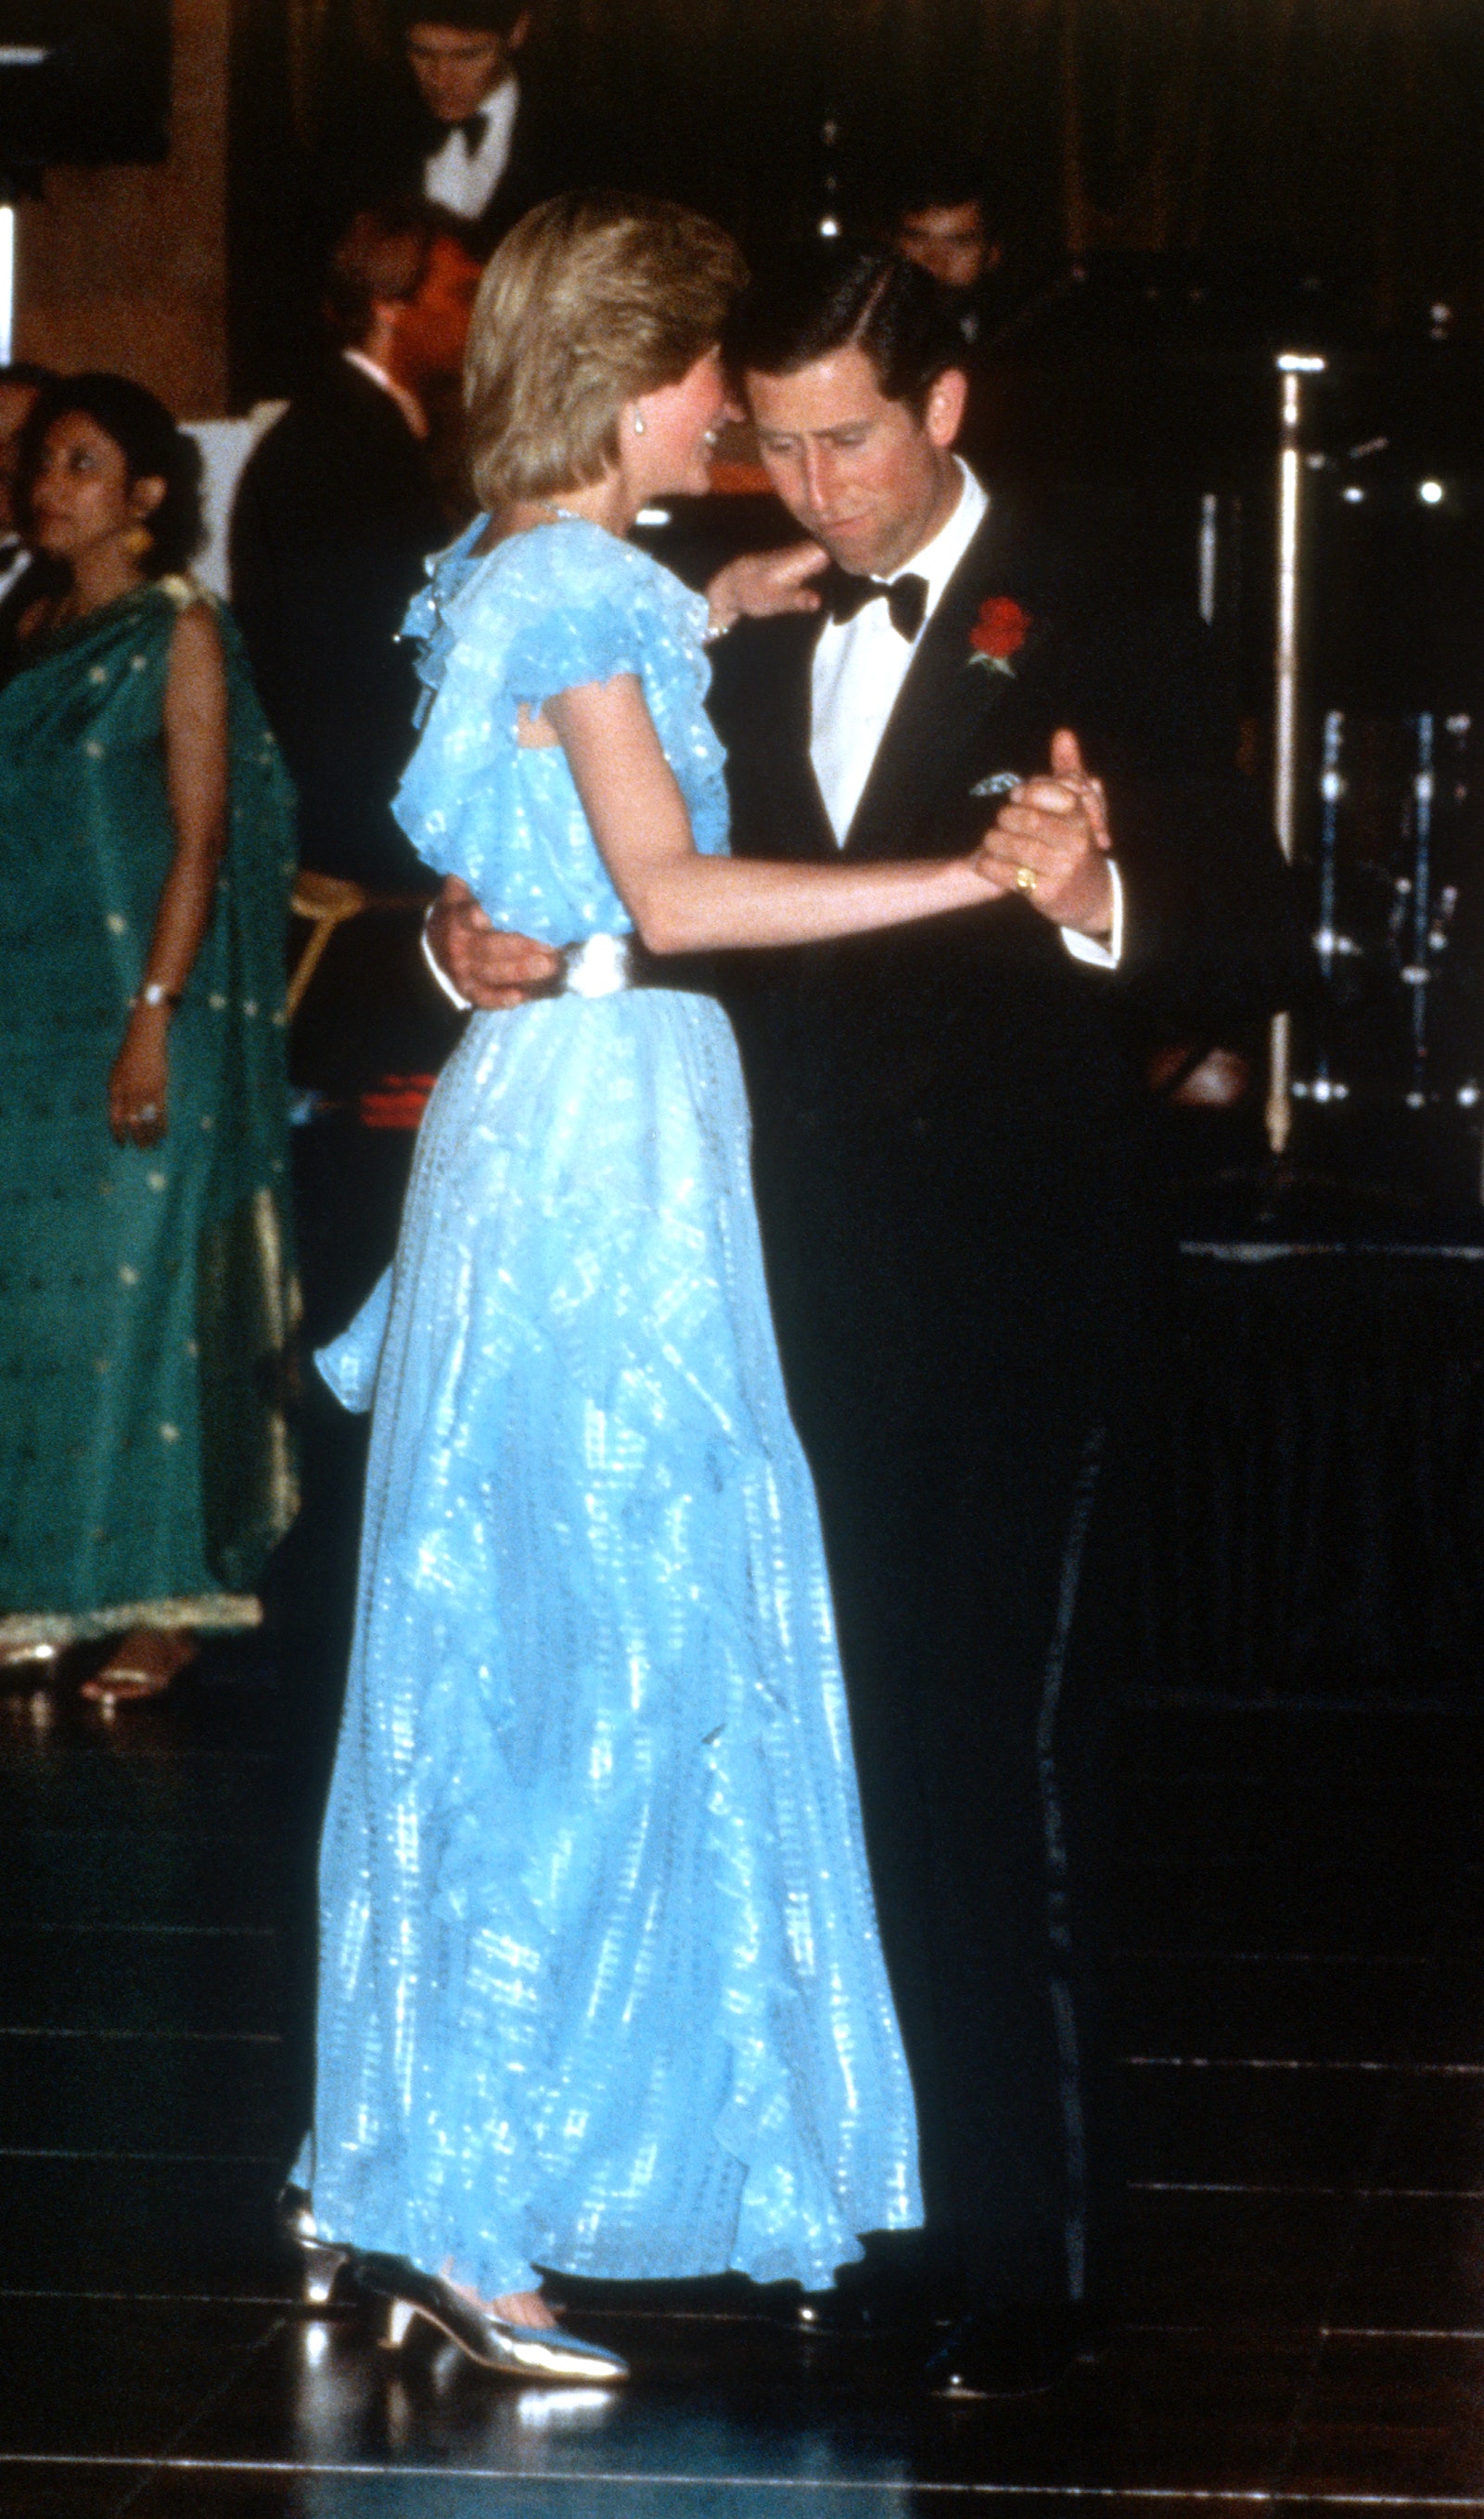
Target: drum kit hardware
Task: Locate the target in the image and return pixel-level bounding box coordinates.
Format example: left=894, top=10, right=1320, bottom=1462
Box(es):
left=1258, top=352, right=1484, bottom=1182
left=1286, top=706, right=1475, bottom=1122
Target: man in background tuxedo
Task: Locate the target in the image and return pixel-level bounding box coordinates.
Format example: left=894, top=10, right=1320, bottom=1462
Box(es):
left=305, top=2, right=626, bottom=313
left=888, top=167, right=1030, bottom=476
left=892, top=166, right=1011, bottom=348
left=230, top=203, right=477, bottom=889
left=0, top=364, right=63, bottom=684
left=423, top=243, right=1308, bottom=2396
left=342, top=0, right=609, bottom=258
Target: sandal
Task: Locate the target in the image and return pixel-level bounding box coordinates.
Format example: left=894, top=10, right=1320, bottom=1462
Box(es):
left=356, top=2254, right=628, bottom=2384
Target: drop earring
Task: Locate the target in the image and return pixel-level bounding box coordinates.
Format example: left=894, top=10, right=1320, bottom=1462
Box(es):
left=632, top=411, right=646, bottom=435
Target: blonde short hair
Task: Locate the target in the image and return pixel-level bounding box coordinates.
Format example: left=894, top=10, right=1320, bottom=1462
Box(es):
left=464, top=192, right=747, bottom=508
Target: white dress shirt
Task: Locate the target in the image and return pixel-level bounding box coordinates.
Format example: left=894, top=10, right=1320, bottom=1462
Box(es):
left=423, top=75, right=519, bottom=222
left=341, top=349, right=428, bottom=441
left=809, top=457, right=1121, bottom=967
left=810, top=459, right=988, bottom=846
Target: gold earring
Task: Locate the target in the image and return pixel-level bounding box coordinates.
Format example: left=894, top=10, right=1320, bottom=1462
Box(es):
left=122, top=524, right=153, bottom=559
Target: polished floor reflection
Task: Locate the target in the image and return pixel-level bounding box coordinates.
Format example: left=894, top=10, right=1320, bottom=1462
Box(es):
left=2, top=1647, right=1480, bottom=2513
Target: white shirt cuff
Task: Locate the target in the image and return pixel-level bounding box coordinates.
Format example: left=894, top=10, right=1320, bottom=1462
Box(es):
left=1060, top=859, right=1124, bottom=970
left=421, top=906, right=472, bottom=1011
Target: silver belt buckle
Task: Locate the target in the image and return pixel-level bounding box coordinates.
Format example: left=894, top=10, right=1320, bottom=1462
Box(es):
left=557, top=934, right=635, bottom=998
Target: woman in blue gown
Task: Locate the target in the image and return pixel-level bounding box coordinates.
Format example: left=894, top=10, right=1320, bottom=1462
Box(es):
left=300, top=193, right=998, bottom=2384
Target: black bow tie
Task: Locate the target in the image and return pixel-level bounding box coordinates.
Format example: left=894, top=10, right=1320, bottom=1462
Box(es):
left=827, top=569, right=928, bottom=643
left=457, top=110, right=488, bottom=151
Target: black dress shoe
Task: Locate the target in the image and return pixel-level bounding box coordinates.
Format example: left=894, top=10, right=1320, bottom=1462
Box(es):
left=924, top=2304, right=1107, bottom=2399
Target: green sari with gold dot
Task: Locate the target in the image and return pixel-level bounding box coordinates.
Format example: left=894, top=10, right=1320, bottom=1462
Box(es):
left=0, top=577, right=300, bottom=1646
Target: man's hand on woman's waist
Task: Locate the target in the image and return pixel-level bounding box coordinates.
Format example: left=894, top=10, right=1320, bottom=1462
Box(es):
left=423, top=875, right=560, bottom=1011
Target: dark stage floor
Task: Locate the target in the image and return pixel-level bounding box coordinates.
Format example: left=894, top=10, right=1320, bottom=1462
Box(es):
left=3, top=1628, right=1481, bottom=2514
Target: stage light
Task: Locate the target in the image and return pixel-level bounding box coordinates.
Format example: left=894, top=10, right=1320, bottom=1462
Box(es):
left=1418, top=480, right=1445, bottom=505
left=818, top=215, right=839, bottom=237
left=1341, top=486, right=1365, bottom=504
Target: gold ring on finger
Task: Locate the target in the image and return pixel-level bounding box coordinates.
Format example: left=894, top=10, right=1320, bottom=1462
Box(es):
left=1015, top=863, right=1039, bottom=895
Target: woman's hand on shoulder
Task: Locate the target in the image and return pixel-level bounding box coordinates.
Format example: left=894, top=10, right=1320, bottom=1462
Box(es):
left=704, top=542, right=829, bottom=637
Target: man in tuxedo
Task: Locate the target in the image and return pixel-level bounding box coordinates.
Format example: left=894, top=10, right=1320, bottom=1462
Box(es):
left=230, top=203, right=476, bottom=889
left=0, top=364, right=63, bottom=684
left=892, top=166, right=1010, bottom=348
left=423, top=243, right=1307, bottom=2395
left=889, top=167, right=1030, bottom=478
left=365, top=0, right=606, bottom=257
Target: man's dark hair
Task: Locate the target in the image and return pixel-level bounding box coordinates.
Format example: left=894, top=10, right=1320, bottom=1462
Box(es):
left=724, top=239, right=964, bottom=414
left=395, top=0, right=528, bottom=35
left=323, top=198, right=463, bottom=349
left=17, top=372, right=203, bottom=575
left=893, top=161, right=991, bottom=224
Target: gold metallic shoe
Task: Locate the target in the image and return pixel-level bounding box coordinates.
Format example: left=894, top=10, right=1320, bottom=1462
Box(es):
left=277, top=2182, right=359, bottom=2308
left=356, top=2254, right=628, bottom=2385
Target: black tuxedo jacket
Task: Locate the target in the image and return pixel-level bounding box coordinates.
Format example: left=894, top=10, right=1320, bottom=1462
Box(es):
left=707, top=499, right=1310, bottom=1438
left=229, top=359, right=447, bottom=888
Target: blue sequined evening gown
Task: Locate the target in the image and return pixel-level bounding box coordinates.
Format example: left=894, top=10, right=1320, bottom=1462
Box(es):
left=304, top=517, right=922, bottom=2302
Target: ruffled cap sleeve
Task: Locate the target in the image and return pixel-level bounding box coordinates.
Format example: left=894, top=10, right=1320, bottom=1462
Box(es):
left=500, top=590, right=648, bottom=711
left=438, top=517, right=706, bottom=709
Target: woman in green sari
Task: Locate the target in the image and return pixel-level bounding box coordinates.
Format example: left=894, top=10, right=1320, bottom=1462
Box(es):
left=0, top=376, right=300, bottom=1704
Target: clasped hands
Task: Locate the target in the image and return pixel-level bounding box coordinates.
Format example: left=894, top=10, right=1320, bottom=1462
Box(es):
left=972, top=727, right=1116, bottom=940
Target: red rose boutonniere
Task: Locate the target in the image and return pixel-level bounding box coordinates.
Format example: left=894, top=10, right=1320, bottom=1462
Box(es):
left=968, top=595, right=1031, bottom=676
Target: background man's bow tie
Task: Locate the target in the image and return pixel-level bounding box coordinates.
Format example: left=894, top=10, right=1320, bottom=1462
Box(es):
left=456, top=110, right=488, bottom=151
left=827, top=569, right=929, bottom=642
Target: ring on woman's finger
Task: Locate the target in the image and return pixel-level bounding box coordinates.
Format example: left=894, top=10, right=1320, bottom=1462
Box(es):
left=1015, top=864, right=1039, bottom=895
